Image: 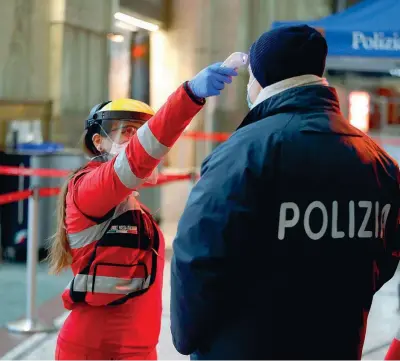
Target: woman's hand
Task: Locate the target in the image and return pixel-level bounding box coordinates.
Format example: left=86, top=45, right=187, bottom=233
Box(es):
left=188, top=62, right=238, bottom=98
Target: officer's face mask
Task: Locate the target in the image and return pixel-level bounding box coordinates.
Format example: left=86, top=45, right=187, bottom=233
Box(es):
left=247, top=78, right=256, bottom=109
left=247, top=67, right=262, bottom=110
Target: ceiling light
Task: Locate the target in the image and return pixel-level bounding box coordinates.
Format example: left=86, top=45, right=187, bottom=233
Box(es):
left=115, top=20, right=137, bottom=32
left=114, top=12, right=159, bottom=32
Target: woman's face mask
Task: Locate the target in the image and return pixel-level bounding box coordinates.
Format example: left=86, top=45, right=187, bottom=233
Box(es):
left=96, top=121, right=141, bottom=155
left=109, top=141, right=128, bottom=156
left=95, top=126, right=159, bottom=185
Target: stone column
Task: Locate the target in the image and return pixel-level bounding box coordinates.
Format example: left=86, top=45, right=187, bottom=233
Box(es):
left=0, top=0, right=50, bottom=100
left=49, top=0, right=112, bottom=146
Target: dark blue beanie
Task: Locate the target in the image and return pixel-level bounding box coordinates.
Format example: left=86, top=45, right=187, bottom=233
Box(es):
left=249, top=25, right=328, bottom=88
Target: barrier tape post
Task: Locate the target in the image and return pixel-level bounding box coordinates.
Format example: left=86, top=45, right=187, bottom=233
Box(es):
left=7, top=187, right=56, bottom=334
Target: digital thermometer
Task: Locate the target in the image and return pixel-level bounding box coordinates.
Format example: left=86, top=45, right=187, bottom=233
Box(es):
left=221, top=52, right=248, bottom=69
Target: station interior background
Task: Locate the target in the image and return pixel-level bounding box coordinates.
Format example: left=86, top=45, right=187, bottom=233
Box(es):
left=1, top=0, right=400, bottom=359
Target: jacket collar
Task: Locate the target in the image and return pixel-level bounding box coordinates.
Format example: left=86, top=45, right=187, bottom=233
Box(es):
left=238, top=83, right=342, bottom=131
left=251, top=74, right=329, bottom=109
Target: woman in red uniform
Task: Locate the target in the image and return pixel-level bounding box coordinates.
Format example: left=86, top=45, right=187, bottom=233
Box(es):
left=47, top=63, right=238, bottom=360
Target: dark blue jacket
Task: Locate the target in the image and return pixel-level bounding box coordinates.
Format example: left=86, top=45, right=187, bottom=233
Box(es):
left=170, top=85, right=400, bottom=360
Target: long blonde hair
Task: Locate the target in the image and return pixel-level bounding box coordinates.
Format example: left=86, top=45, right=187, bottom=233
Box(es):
left=47, top=130, right=99, bottom=274
left=47, top=170, right=79, bottom=274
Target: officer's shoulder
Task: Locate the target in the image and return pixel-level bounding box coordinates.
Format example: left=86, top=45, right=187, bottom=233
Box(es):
left=220, top=119, right=282, bottom=155
left=202, top=118, right=283, bottom=173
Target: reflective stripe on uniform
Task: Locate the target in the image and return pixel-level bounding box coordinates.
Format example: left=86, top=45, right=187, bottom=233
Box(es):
left=114, top=149, right=144, bottom=189
left=68, top=194, right=142, bottom=249
left=137, top=123, right=169, bottom=160
left=72, top=274, right=151, bottom=295
left=68, top=220, right=113, bottom=249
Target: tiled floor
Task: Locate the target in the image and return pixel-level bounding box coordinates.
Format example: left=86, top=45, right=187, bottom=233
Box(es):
left=1, top=259, right=187, bottom=360
left=0, top=220, right=181, bottom=360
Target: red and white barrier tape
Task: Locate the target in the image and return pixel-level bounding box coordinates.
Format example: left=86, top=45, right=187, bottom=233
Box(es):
left=140, top=173, right=196, bottom=188
left=38, top=187, right=61, bottom=197
left=0, top=165, right=197, bottom=180
left=0, top=171, right=197, bottom=205
left=0, top=190, right=34, bottom=205
left=0, top=165, right=70, bottom=178
left=183, top=131, right=230, bottom=142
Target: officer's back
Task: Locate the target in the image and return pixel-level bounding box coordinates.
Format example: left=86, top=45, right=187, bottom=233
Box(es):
left=245, top=86, right=400, bottom=360
left=171, top=25, right=400, bottom=360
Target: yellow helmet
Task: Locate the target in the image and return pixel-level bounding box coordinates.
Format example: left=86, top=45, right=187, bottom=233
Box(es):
left=85, top=98, right=155, bottom=130
left=100, top=98, right=155, bottom=115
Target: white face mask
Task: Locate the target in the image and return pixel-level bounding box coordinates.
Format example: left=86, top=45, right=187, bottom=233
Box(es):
left=109, top=141, right=128, bottom=156
left=247, top=78, right=256, bottom=109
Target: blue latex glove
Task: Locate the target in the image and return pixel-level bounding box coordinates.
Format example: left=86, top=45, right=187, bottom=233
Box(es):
left=188, top=62, right=238, bottom=98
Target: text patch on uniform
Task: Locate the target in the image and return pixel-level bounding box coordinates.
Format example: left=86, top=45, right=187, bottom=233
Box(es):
left=278, top=201, right=391, bottom=240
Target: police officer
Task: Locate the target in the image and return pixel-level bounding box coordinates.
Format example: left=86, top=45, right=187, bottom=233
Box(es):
left=170, top=25, right=400, bottom=360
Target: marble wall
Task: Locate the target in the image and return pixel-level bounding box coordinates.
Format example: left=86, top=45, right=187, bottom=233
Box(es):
left=0, top=0, right=50, bottom=100
left=49, top=0, right=112, bottom=145
left=0, top=0, right=112, bottom=147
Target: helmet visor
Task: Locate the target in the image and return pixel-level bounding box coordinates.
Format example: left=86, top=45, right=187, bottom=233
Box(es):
left=101, top=119, right=146, bottom=144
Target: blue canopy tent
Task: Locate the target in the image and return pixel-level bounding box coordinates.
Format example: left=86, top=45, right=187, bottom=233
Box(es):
left=272, top=0, right=400, bottom=73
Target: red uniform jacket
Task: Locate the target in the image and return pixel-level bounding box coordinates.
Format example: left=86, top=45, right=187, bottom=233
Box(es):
left=58, top=83, right=204, bottom=353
